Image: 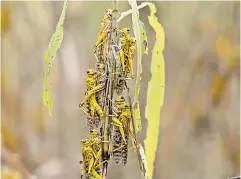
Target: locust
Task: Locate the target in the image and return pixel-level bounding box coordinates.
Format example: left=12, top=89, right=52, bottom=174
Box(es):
left=115, top=28, right=134, bottom=95
left=95, top=63, right=107, bottom=111
left=89, top=129, right=102, bottom=176
left=125, top=37, right=136, bottom=79
left=94, top=9, right=113, bottom=64
left=79, top=69, right=105, bottom=130
left=80, top=139, right=103, bottom=179
left=119, top=28, right=130, bottom=72
left=111, top=95, right=134, bottom=165
left=111, top=95, right=126, bottom=164
left=95, top=9, right=113, bottom=48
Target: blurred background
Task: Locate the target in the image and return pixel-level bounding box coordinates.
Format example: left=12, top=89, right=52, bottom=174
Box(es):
left=1, top=1, right=240, bottom=179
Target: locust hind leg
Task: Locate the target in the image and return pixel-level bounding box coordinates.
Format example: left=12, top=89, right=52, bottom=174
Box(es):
left=92, top=99, right=104, bottom=120
left=91, top=170, right=103, bottom=179
left=119, top=49, right=125, bottom=70
left=95, top=32, right=107, bottom=48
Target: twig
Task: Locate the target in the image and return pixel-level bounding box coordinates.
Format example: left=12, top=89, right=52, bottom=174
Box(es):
left=117, top=2, right=151, bottom=23
left=102, top=1, right=118, bottom=179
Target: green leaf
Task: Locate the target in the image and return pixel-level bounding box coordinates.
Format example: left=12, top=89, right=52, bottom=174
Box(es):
left=128, top=0, right=148, bottom=109
left=133, top=102, right=142, bottom=132
left=42, top=0, right=68, bottom=116
left=139, top=21, right=148, bottom=55
left=144, top=3, right=165, bottom=179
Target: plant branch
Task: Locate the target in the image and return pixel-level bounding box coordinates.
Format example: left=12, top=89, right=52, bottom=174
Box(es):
left=117, top=2, right=151, bottom=23
left=102, top=1, right=118, bottom=178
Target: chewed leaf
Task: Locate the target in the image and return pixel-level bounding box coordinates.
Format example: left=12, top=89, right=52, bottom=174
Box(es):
left=133, top=101, right=142, bottom=132
left=139, top=21, right=148, bottom=55
left=42, top=0, right=68, bottom=116
left=144, top=3, right=165, bottom=179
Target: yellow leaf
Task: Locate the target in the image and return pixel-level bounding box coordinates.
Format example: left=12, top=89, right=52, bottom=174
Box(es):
left=42, top=0, right=68, bottom=116
left=139, top=21, right=148, bottom=55
left=144, top=3, right=165, bottom=179
left=133, top=102, right=142, bottom=132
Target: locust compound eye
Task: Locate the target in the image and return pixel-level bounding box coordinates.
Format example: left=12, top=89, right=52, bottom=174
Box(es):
left=127, top=28, right=130, bottom=32
left=87, top=69, right=95, bottom=75
left=90, top=129, right=97, bottom=134
left=97, top=64, right=104, bottom=69
left=119, top=96, right=125, bottom=101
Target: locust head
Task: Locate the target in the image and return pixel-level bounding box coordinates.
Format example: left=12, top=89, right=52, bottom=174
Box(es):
left=115, top=95, right=125, bottom=103
left=89, top=129, right=98, bottom=138
left=81, top=139, right=91, bottom=147
left=121, top=28, right=130, bottom=37
left=115, top=95, right=125, bottom=107
left=87, top=69, right=95, bottom=77
left=97, top=63, right=105, bottom=70
left=129, top=37, right=136, bottom=46
left=105, top=9, right=113, bottom=18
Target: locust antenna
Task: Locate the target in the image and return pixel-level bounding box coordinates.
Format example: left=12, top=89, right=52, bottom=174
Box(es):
left=104, top=5, right=109, bottom=10
left=128, top=20, right=132, bottom=31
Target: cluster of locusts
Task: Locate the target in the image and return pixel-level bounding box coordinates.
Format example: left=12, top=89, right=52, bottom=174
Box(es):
left=78, top=8, right=139, bottom=179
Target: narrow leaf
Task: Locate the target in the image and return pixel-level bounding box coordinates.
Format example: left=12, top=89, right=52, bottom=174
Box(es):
left=128, top=0, right=142, bottom=108
left=139, top=21, right=148, bottom=55
left=42, top=0, right=68, bottom=116
left=144, top=3, right=165, bottom=179
left=128, top=1, right=148, bottom=133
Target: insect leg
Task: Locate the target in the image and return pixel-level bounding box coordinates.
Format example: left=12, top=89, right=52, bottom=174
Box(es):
left=128, top=54, right=134, bottom=78
left=112, top=117, right=126, bottom=143
left=94, top=149, right=102, bottom=166
left=119, top=49, right=125, bottom=70
left=88, top=157, right=95, bottom=174
left=80, top=84, right=105, bottom=105
left=91, top=169, right=103, bottom=179
left=92, top=101, right=104, bottom=120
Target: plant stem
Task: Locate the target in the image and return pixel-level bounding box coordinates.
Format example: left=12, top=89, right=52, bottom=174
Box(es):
left=102, top=1, right=118, bottom=178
